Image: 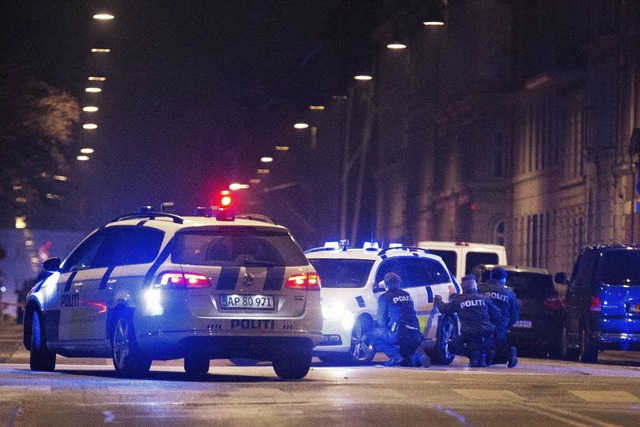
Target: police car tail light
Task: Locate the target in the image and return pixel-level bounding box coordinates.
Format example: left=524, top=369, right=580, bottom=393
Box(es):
left=285, top=273, right=321, bottom=291
left=590, top=296, right=602, bottom=313
left=157, top=272, right=211, bottom=288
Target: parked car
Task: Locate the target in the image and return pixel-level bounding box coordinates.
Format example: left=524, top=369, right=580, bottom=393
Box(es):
left=306, top=242, right=460, bottom=365
left=418, top=241, right=507, bottom=283
left=473, top=264, right=564, bottom=358
left=23, top=209, right=322, bottom=379
left=555, top=245, right=640, bottom=363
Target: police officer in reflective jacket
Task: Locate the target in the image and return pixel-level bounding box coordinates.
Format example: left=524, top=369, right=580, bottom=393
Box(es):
left=369, top=272, right=430, bottom=367
left=478, top=267, right=519, bottom=367
left=434, top=275, right=503, bottom=367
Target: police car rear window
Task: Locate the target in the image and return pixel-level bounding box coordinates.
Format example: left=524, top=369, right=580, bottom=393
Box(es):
left=172, top=229, right=309, bottom=267
left=309, top=259, right=374, bottom=288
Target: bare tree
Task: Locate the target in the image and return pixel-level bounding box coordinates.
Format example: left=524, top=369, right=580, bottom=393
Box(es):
left=0, top=74, right=80, bottom=217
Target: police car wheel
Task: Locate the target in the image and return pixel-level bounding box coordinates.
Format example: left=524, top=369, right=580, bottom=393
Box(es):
left=112, top=316, right=151, bottom=376
left=348, top=317, right=376, bottom=365
left=184, top=353, right=210, bottom=374
left=272, top=345, right=312, bottom=380
left=29, top=310, right=56, bottom=371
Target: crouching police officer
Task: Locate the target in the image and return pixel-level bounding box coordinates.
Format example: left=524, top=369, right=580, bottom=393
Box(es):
left=478, top=267, right=519, bottom=367
left=368, top=272, right=430, bottom=367
left=434, top=275, right=503, bottom=367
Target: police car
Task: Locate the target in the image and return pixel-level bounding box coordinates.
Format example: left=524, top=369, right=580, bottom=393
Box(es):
left=305, top=241, right=460, bottom=365
left=23, top=206, right=322, bottom=379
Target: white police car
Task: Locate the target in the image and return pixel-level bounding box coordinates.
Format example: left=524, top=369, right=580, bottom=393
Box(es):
left=24, top=208, right=322, bottom=379
left=305, top=242, right=460, bottom=365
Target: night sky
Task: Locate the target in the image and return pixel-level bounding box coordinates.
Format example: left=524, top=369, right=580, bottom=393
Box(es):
left=1, top=1, right=377, bottom=229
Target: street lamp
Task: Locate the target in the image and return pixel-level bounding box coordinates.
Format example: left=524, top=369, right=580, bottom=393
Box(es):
left=293, top=122, right=309, bottom=129
left=260, top=157, right=273, bottom=163
left=83, top=106, right=99, bottom=112
left=93, top=13, right=114, bottom=20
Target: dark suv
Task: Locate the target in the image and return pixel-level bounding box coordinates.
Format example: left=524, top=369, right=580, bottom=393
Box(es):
left=473, top=265, right=564, bottom=358
left=556, top=245, right=640, bottom=363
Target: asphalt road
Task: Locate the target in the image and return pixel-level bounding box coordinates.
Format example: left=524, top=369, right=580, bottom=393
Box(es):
left=2, top=322, right=640, bottom=426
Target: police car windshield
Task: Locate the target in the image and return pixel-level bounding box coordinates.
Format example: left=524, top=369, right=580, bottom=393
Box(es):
left=172, top=228, right=309, bottom=267
left=309, top=259, right=374, bottom=288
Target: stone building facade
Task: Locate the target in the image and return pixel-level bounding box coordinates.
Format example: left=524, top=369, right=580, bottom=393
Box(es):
left=373, top=0, right=640, bottom=274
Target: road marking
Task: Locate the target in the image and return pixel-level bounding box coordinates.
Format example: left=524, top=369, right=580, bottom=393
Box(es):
left=570, top=390, right=640, bottom=403
left=521, top=402, right=618, bottom=427
left=453, top=389, right=523, bottom=401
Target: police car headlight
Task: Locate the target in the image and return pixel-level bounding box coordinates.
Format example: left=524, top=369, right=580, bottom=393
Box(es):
left=341, top=312, right=355, bottom=331
left=144, top=288, right=164, bottom=316
left=322, top=302, right=346, bottom=320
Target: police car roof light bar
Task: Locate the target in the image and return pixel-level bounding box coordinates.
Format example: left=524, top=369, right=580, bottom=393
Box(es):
left=111, top=211, right=184, bottom=224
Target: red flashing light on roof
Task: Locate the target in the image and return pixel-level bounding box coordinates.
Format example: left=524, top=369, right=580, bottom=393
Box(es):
left=215, top=190, right=235, bottom=220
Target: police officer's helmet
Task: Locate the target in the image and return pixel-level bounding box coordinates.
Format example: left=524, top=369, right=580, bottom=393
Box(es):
left=383, top=272, right=401, bottom=290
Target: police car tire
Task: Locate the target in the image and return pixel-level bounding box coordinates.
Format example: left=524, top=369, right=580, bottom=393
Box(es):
left=112, top=316, right=152, bottom=376
left=184, top=354, right=210, bottom=374
left=30, top=310, right=56, bottom=371
left=348, top=317, right=376, bottom=365
left=272, top=345, right=312, bottom=380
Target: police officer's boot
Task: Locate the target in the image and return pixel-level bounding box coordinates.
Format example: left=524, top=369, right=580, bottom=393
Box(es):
left=507, top=346, right=518, bottom=368
left=469, top=351, right=481, bottom=368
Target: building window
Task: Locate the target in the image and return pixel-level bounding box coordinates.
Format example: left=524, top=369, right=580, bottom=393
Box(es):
left=493, top=219, right=506, bottom=246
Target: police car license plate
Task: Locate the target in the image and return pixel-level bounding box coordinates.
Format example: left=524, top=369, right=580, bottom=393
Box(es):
left=221, top=294, right=275, bottom=310
left=513, top=320, right=532, bottom=328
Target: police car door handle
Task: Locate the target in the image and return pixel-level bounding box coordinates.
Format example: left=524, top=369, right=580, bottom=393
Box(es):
left=107, top=279, right=116, bottom=290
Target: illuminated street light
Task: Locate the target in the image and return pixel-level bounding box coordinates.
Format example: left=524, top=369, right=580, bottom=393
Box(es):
left=91, top=48, right=111, bottom=53
left=85, top=87, right=102, bottom=93
left=53, top=175, right=68, bottom=181
left=354, top=74, right=373, bottom=81
left=83, top=106, right=99, bottom=112
left=257, top=169, right=270, bottom=174
left=229, top=183, right=250, bottom=191
left=249, top=178, right=261, bottom=184
left=15, top=216, right=27, bottom=229
left=423, top=20, right=445, bottom=26
left=80, top=148, right=95, bottom=154
left=386, top=42, right=407, bottom=50
left=309, top=105, right=325, bottom=110
left=83, top=123, right=98, bottom=130
left=260, top=157, right=273, bottom=163
left=77, top=155, right=90, bottom=161
left=88, top=76, right=106, bottom=81
left=294, top=122, right=309, bottom=129
left=275, top=145, right=290, bottom=151
left=93, top=13, right=114, bottom=20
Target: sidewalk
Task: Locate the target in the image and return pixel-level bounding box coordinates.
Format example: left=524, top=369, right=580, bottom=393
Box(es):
left=0, top=321, right=26, bottom=363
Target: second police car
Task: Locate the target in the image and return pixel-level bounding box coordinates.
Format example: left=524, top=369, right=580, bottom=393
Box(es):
left=305, top=241, right=461, bottom=365
left=23, top=206, right=322, bottom=379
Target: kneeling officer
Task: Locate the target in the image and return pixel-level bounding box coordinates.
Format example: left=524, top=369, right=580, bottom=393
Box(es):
left=434, top=275, right=503, bottom=367
left=369, top=272, right=430, bottom=367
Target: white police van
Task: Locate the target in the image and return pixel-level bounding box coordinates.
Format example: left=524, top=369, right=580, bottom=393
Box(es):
left=24, top=206, right=322, bottom=379
left=417, top=241, right=507, bottom=284
left=305, top=241, right=460, bottom=365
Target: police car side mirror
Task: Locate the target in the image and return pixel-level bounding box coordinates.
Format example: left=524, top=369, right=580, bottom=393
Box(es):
left=373, top=280, right=385, bottom=293
left=42, top=257, right=61, bottom=272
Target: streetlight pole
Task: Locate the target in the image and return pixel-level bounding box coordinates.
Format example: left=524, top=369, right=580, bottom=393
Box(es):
left=340, top=87, right=354, bottom=241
